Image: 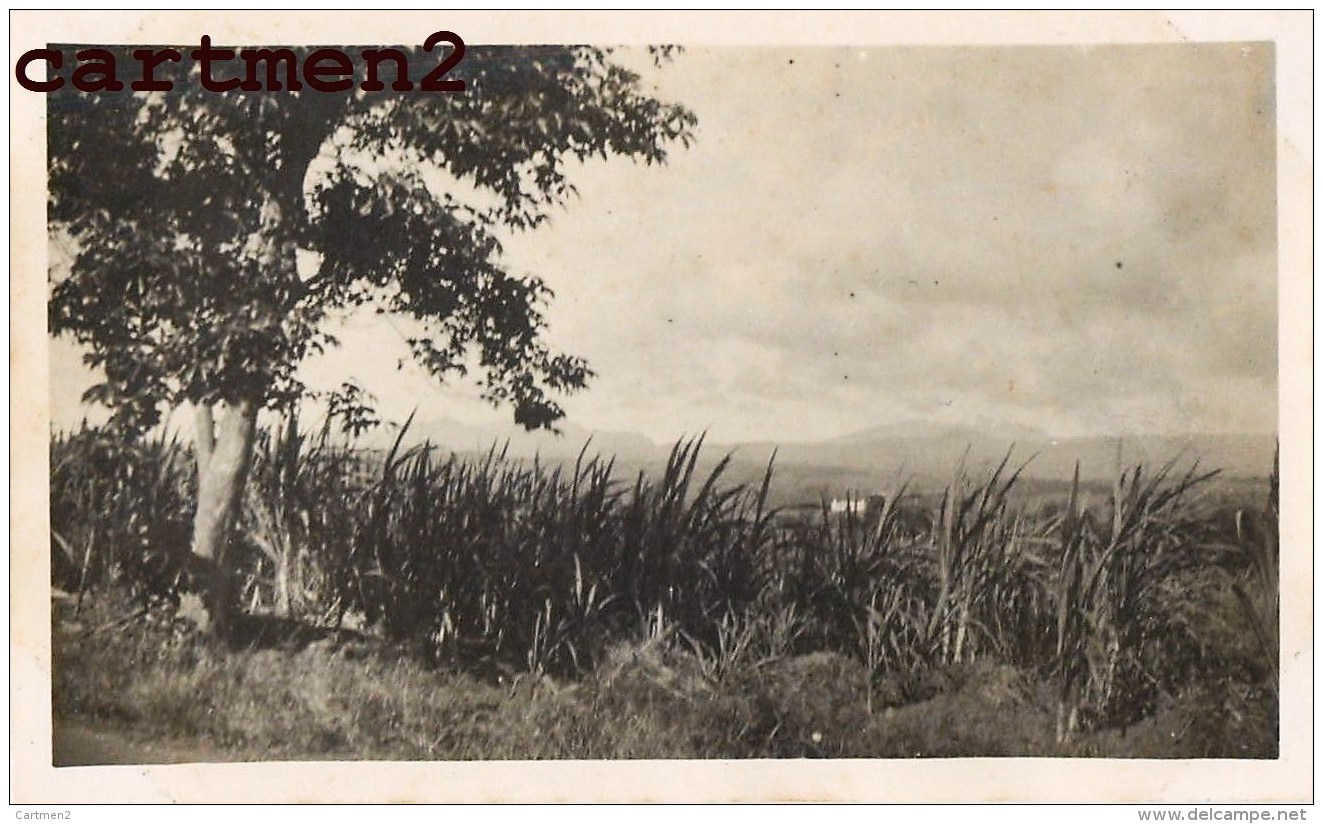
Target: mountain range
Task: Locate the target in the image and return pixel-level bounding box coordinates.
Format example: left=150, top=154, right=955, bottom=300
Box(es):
left=376, top=415, right=1276, bottom=495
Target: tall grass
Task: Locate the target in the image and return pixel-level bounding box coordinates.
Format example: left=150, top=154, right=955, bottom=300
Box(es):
left=925, top=451, right=1032, bottom=665
left=243, top=413, right=371, bottom=620
left=50, top=425, right=195, bottom=606
left=1052, top=458, right=1222, bottom=741
left=52, top=420, right=1274, bottom=744
left=339, top=434, right=781, bottom=675
left=1231, top=448, right=1279, bottom=695
left=771, top=484, right=930, bottom=697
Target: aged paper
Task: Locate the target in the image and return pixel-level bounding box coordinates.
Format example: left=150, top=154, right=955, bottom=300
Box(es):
left=11, top=10, right=1312, bottom=803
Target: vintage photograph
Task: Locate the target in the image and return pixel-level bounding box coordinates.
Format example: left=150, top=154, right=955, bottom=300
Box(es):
left=14, top=10, right=1308, bottom=804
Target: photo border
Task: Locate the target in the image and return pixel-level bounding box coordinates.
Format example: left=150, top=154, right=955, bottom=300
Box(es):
left=10, top=10, right=1312, bottom=804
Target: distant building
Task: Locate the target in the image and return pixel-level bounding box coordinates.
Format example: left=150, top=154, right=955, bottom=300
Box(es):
left=828, top=493, right=887, bottom=516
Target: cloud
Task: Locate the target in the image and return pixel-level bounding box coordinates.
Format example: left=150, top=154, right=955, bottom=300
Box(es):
left=533, top=45, right=1276, bottom=441
left=48, top=44, right=1278, bottom=444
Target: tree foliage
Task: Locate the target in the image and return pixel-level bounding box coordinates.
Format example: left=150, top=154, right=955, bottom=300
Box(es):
left=48, top=43, right=696, bottom=430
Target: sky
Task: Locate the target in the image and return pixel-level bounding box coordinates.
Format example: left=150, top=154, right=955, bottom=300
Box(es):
left=49, top=43, right=1279, bottom=444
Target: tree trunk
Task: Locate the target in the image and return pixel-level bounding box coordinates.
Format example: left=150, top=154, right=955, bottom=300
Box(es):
left=194, top=403, right=215, bottom=470
left=187, top=149, right=305, bottom=632
left=191, top=399, right=258, bottom=633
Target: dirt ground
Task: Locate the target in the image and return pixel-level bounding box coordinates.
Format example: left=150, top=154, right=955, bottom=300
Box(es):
left=52, top=720, right=246, bottom=766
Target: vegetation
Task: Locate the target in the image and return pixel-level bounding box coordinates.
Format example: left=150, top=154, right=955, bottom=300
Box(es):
left=51, top=417, right=1279, bottom=760
left=48, top=44, right=696, bottom=629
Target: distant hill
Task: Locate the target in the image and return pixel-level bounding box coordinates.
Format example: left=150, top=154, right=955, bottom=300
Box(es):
left=825, top=419, right=1049, bottom=445
left=727, top=427, right=1277, bottom=484
left=374, top=415, right=661, bottom=464
left=367, top=414, right=1276, bottom=505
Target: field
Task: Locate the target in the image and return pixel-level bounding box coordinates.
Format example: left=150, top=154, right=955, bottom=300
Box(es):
left=49, top=417, right=1280, bottom=762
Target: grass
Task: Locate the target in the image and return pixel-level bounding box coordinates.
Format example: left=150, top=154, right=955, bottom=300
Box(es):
left=49, top=418, right=1279, bottom=760
left=56, top=592, right=1274, bottom=761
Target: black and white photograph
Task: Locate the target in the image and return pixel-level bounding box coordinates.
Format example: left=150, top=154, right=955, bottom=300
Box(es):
left=12, top=10, right=1311, bottom=805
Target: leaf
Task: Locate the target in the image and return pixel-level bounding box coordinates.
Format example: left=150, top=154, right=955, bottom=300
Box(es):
left=49, top=44, right=696, bottom=432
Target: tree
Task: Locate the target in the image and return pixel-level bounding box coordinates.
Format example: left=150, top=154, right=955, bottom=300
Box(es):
left=47, top=42, right=696, bottom=630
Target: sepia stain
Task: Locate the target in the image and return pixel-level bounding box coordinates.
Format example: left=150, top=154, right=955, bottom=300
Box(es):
left=21, top=16, right=1299, bottom=804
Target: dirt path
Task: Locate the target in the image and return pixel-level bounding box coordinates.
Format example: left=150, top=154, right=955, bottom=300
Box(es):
left=53, top=720, right=249, bottom=766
